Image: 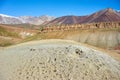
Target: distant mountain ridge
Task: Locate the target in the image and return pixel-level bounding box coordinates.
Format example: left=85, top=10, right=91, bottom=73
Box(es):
left=0, top=14, right=55, bottom=25
left=19, top=15, right=55, bottom=25
left=46, top=16, right=88, bottom=25
left=47, top=8, right=120, bottom=25
left=0, top=14, right=24, bottom=24
left=0, top=8, right=120, bottom=25
left=82, top=8, right=120, bottom=23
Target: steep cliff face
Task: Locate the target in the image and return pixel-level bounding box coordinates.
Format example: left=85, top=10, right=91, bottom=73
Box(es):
left=38, top=28, right=120, bottom=49
left=39, top=22, right=120, bottom=49
left=65, top=30, right=120, bottom=49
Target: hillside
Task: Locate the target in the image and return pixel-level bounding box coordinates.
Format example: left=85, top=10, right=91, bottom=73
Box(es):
left=1, top=21, right=120, bottom=50
left=47, top=8, right=120, bottom=25
left=46, top=16, right=87, bottom=25
left=0, top=25, right=38, bottom=46
left=0, top=25, right=20, bottom=46
left=0, top=14, right=55, bottom=25
left=23, top=28, right=120, bottom=50
left=83, top=8, right=120, bottom=23
left=1, top=8, right=120, bottom=26
left=0, top=39, right=120, bottom=80
left=1, top=22, right=120, bottom=53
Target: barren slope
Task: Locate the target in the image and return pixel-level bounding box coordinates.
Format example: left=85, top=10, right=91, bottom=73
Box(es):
left=0, top=39, right=120, bottom=80
left=82, top=8, right=120, bottom=23
left=33, top=29, right=120, bottom=49
left=46, top=16, right=87, bottom=25
left=47, top=8, right=120, bottom=25
left=0, top=24, right=38, bottom=46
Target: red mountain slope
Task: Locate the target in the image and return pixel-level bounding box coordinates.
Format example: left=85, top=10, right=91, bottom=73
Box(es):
left=46, top=8, right=120, bottom=25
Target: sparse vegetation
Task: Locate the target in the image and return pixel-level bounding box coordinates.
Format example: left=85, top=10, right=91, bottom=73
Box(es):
left=0, top=39, right=13, bottom=47
left=0, top=26, right=20, bottom=38
left=21, top=33, right=46, bottom=42
left=0, top=25, right=21, bottom=47
left=39, top=26, right=44, bottom=32
left=6, top=24, right=37, bottom=29
left=0, top=23, right=120, bottom=48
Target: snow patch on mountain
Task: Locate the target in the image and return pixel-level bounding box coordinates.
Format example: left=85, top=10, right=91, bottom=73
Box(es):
left=0, top=14, right=55, bottom=25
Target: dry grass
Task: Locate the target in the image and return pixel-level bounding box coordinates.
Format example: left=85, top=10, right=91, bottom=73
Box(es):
left=0, top=38, right=13, bottom=47
left=0, top=26, right=19, bottom=38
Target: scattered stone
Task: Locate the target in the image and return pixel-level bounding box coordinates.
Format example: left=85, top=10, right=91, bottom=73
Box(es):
left=0, top=40, right=120, bottom=80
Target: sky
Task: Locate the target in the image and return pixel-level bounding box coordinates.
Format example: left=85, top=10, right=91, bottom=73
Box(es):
left=0, top=0, right=120, bottom=17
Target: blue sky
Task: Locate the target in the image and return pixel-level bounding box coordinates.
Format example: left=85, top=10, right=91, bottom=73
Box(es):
left=0, top=0, right=120, bottom=17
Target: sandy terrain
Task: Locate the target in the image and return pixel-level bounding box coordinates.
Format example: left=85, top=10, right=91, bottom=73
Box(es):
left=0, top=39, right=120, bottom=80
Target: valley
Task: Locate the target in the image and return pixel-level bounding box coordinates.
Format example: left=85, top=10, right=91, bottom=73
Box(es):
left=0, top=7, right=120, bottom=80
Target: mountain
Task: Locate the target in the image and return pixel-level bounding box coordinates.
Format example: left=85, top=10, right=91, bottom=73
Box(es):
left=19, top=15, right=55, bottom=25
left=116, top=10, right=120, bottom=16
left=46, top=16, right=87, bottom=25
left=82, top=8, right=120, bottom=23
left=1, top=8, right=120, bottom=25
left=0, top=14, right=24, bottom=24
left=47, top=8, right=120, bottom=25
left=0, top=14, right=55, bottom=25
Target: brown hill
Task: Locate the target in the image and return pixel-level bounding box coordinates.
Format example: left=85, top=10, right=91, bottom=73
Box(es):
left=0, top=25, right=38, bottom=46
left=47, top=16, right=87, bottom=25
left=83, top=8, right=120, bottom=23
left=52, top=16, right=79, bottom=24
left=47, top=8, right=120, bottom=25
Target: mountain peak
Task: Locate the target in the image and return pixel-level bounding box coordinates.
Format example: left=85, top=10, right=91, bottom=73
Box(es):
left=0, top=14, right=55, bottom=25
left=47, top=8, right=120, bottom=25
left=0, top=14, right=18, bottom=18
left=106, top=8, right=115, bottom=13
left=0, top=8, right=120, bottom=25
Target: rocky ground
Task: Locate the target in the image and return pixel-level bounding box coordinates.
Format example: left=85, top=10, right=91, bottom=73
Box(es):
left=0, top=39, right=120, bottom=80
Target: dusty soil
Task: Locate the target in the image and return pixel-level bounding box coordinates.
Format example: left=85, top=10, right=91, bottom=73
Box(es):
left=0, top=39, right=120, bottom=80
left=41, top=29, right=120, bottom=49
